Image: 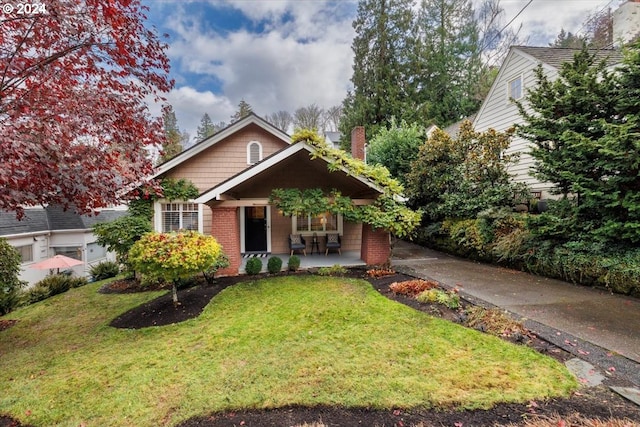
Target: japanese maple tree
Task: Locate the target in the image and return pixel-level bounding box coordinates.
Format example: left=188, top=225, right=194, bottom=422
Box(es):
left=0, top=0, right=173, bottom=217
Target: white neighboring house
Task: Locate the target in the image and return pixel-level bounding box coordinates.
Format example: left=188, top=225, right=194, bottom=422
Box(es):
left=0, top=206, right=126, bottom=286
left=472, top=46, right=624, bottom=198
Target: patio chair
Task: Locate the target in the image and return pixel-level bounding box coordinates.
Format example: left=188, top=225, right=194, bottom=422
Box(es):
left=324, top=233, right=341, bottom=255
left=289, top=234, right=306, bottom=256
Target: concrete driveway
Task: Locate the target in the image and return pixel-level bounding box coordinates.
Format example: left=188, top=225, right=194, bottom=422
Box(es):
left=391, top=240, right=640, bottom=387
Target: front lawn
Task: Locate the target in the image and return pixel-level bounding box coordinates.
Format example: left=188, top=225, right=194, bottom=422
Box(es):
left=0, top=276, right=577, bottom=427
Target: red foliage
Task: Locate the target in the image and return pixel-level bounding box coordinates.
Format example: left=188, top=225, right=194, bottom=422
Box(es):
left=389, top=279, right=438, bottom=296
left=366, top=268, right=396, bottom=278
left=0, top=0, right=173, bottom=218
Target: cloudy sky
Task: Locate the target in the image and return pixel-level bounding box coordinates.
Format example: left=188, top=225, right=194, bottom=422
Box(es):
left=142, top=0, right=623, bottom=141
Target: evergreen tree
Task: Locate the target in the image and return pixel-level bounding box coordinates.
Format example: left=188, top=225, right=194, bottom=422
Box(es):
left=339, top=0, right=416, bottom=143
left=159, top=105, right=187, bottom=163
left=230, top=99, right=253, bottom=123
left=550, top=29, right=586, bottom=48
left=195, top=113, right=216, bottom=142
left=367, top=119, right=425, bottom=185
left=412, top=0, right=484, bottom=126
left=516, top=46, right=640, bottom=244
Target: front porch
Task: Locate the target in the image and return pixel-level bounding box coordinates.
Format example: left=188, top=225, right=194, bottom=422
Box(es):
left=239, top=250, right=365, bottom=273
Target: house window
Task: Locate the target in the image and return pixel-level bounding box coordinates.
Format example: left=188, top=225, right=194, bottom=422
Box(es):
left=508, top=75, right=523, bottom=100
left=294, top=212, right=341, bottom=234
left=247, top=141, right=262, bottom=164
left=54, top=246, right=82, bottom=261
left=86, top=242, right=107, bottom=262
left=15, top=245, right=33, bottom=263
left=161, top=203, right=199, bottom=232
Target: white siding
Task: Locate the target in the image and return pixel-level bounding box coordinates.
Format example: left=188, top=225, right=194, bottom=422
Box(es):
left=474, top=49, right=559, bottom=195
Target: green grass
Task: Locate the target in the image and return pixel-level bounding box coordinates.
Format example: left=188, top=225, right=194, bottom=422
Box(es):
left=0, top=276, right=577, bottom=427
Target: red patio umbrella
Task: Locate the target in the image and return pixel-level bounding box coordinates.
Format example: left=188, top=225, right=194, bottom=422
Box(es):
left=30, top=254, right=84, bottom=274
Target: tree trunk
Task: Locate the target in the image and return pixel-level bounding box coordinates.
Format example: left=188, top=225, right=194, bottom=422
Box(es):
left=172, top=281, right=179, bottom=306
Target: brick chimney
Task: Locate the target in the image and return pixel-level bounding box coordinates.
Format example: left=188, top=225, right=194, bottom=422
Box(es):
left=350, top=126, right=366, bottom=162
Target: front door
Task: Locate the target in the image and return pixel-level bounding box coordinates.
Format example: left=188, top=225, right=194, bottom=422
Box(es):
left=244, top=206, right=267, bottom=252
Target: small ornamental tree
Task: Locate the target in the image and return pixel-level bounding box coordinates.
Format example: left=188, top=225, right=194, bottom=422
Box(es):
left=0, top=238, right=25, bottom=315
left=128, top=231, right=225, bottom=305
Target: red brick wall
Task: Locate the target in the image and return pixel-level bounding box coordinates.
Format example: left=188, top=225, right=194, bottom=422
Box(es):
left=210, top=206, right=240, bottom=276
left=361, top=223, right=390, bottom=266
left=351, top=126, right=366, bottom=161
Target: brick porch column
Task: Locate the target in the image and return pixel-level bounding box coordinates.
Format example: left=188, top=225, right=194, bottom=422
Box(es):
left=210, top=206, right=240, bottom=276
left=360, top=223, right=390, bottom=266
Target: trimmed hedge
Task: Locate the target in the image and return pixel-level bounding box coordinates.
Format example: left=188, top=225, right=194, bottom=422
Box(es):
left=417, top=214, right=640, bottom=297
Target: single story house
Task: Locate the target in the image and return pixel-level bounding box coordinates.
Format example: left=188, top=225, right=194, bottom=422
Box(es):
left=151, top=114, right=391, bottom=276
left=0, top=206, right=126, bottom=285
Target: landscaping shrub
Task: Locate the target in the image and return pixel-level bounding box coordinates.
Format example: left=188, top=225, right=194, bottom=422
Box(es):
left=366, top=268, right=395, bottom=278
left=89, top=261, right=120, bottom=281
left=464, top=306, right=527, bottom=338
left=0, top=238, right=25, bottom=315
left=416, top=288, right=460, bottom=309
left=267, top=257, right=283, bottom=274
left=317, top=264, right=347, bottom=276
left=245, top=257, right=262, bottom=275
left=287, top=255, right=300, bottom=271
left=22, top=274, right=88, bottom=305
left=128, top=231, right=226, bottom=304
left=389, top=279, right=438, bottom=296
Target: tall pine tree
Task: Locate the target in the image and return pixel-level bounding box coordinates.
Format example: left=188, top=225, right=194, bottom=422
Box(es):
left=412, top=0, right=484, bottom=126
left=159, top=105, right=188, bottom=163
left=339, top=0, right=415, bottom=144
left=230, top=99, right=253, bottom=123
left=196, top=113, right=216, bottom=142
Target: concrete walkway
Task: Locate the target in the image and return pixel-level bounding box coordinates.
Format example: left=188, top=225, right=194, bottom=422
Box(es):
left=391, top=240, right=640, bottom=388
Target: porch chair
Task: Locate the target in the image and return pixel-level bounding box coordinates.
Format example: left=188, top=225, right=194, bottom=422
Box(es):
left=289, top=234, right=306, bottom=256
left=324, top=233, right=341, bottom=256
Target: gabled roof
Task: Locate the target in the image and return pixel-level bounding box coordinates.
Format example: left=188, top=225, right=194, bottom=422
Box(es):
left=152, top=113, right=290, bottom=179
left=514, top=46, right=623, bottom=69
left=473, top=46, right=624, bottom=128
left=194, top=141, right=384, bottom=204
left=0, top=209, right=49, bottom=236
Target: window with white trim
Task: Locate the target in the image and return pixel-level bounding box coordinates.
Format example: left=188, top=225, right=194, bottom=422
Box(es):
left=247, top=141, right=262, bottom=164
left=508, top=75, right=523, bottom=100
left=15, top=244, right=33, bottom=263
left=161, top=203, right=199, bottom=232
left=293, top=212, right=342, bottom=234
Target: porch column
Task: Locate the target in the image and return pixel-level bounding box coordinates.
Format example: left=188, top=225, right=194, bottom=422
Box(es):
left=210, top=206, right=241, bottom=276
left=360, top=224, right=391, bottom=266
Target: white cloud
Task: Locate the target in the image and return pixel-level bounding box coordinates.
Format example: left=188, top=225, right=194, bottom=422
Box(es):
left=163, top=0, right=354, bottom=138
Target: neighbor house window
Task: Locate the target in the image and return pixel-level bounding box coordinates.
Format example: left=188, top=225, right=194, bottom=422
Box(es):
left=86, top=242, right=107, bottom=262
left=54, top=246, right=82, bottom=261
left=15, top=244, right=33, bottom=263
left=508, top=75, right=523, bottom=100
left=293, top=212, right=341, bottom=234
left=247, top=141, right=262, bottom=164
left=161, top=203, right=199, bottom=232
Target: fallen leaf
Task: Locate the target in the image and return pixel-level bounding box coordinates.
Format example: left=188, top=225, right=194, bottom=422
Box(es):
left=608, top=366, right=616, bottom=372
left=455, top=422, right=463, bottom=427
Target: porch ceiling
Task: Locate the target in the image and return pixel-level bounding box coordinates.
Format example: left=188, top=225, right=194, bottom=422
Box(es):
left=217, top=150, right=381, bottom=200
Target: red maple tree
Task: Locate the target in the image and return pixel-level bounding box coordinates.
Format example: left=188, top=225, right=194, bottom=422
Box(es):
left=0, top=0, right=173, bottom=218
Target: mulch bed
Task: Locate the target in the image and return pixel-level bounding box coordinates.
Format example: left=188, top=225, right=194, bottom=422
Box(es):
left=2, top=269, right=640, bottom=427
